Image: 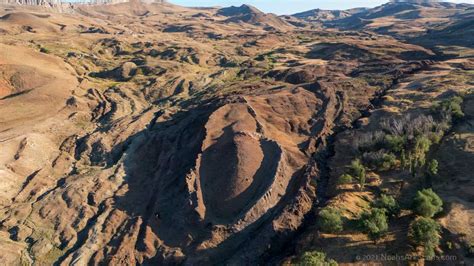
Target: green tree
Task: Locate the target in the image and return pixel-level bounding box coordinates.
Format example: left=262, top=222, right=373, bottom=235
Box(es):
left=359, top=208, right=388, bottom=242
left=296, top=251, right=338, bottom=266
left=379, top=153, right=397, bottom=171
left=414, top=136, right=431, bottom=167
left=337, top=174, right=353, bottom=185
left=401, top=149, right=409, bottom=169
left=408, top=217, right=441, bottom=259
left=437, top=96, right=464, bottom=119
left=384, top=134, right=406, bottom=153
left=359, top=174, right=366, bottom=189
left=318, top=208, right=343, bottom=233
left=408, top=136, right=432, bottom=177
left=350, top=159, right=366, bottom=189
left=413, top=189, right=443, bottom=218
left=373, top=194, right=400, bottom=217
left=426, top=159, right=439, bottom=177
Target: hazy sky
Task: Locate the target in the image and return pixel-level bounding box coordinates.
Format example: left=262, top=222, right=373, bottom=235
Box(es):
left=169, top=0, right=474, bottom=15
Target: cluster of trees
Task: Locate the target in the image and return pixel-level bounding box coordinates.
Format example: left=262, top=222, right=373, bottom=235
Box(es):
left=357, top=188, right=443, bottom=254
left=316, top=189, right=444, bottom=259
left=317, top=194, right=399, bottom=242
left=356, top=194, right=399, bottom=243
left=408, top=188, right=443, bottom=259
left=343, top=105, right=458, bottom=183
left=318, top=95, right=464, bottom=262
left=343, top=95, right=466, bottom=182
left=337, top=113, right=446, bottom=191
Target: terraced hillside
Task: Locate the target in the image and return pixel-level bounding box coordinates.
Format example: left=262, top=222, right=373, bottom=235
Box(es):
left=0, top=0, right=472, bottom=265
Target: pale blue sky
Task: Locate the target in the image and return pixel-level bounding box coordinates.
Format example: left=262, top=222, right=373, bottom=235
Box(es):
left=169, top=0, right=473, bottom=14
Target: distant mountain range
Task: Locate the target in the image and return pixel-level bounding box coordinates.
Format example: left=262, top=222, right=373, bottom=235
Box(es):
left=289, top=0, right=473, bottom=42
left=1, top=0, right=471, bottom=44
left=0, top=0, right=165, bottom=7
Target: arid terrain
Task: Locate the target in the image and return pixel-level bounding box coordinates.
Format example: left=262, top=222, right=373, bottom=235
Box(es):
left=0, top=0, right=473, bottom=265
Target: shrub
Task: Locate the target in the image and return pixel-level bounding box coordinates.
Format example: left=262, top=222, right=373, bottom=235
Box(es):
left=373, top=194, right=400, bottom=217
left=414, top=136, right=431, bottom=162
left=359, top=208, right=388, bottom=242
left=40, top=47, right=50, bottom=54
left=428, top=131, right=444, bottom=144
left=468, top=242, right=474, bottom=257
left=400, top=149, right=409, bottom=169
left=379, top=153, right=397, bottom=171
left=408, top=136, right=432, bottom=176
left=413, top=189, right=443, bottom=218
left=436, top=96, right=464, bottom=120
left=354, top=131, right=386, bottom=151
left=426, top=159, right=439, bottom=177
left=363, top=151, right=398, bottom=171
left=408, top=217, right=441, bottom=259
left=384, top=134, right=406, bottom=153
left=318, top=208, right=343, bottom=233
left=295, top=251, right=338, bottom=266
left=337, top=174, right=353, bottom=185
left=350, top=159, right=366, bottom=188
left=415, top=136, right=431, bottom=152
left=358, top=174, right=366, bottom=189
left=351, top=159, right=365, bottom=177
left=380, top=114, right=435, bottom=139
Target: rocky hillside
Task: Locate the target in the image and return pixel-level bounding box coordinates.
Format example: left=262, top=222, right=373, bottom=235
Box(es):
left=0, top=0, right=473, bottom=265
left=217, top=4, right=293, bottom=30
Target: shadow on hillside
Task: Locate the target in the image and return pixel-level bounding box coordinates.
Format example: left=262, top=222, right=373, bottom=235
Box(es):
left=97, top=102, right=314, bottom=265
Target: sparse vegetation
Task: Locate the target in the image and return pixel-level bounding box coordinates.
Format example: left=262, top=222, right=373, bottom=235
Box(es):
left=412, top=189, right=443, bottom=218
left=408, top=217, right=441, bottom=259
